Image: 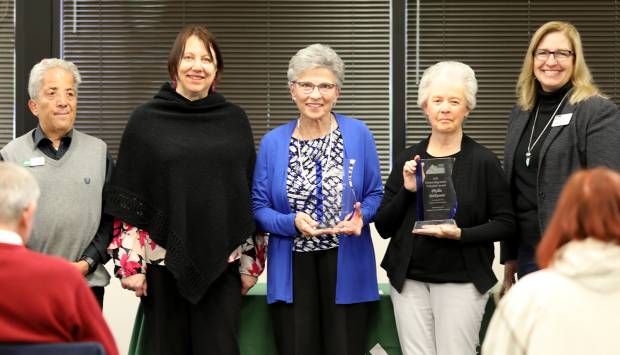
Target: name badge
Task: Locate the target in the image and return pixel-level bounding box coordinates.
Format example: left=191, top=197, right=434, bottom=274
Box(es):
left=552, top=113, right=573, bottom=127
left=23, top=156, right=45, bottom=167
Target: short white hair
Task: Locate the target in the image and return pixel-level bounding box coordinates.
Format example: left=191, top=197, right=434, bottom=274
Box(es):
left=0, top=162, right=40, bottom=226
left=417, top=61, right=477, bottom=110
left=28, top=58, right=82, bottom=100
left=287, top=43, right=345, bottom=87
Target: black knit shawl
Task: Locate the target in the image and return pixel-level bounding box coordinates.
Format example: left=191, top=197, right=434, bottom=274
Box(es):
left=105, top=82, right=256, bottom=303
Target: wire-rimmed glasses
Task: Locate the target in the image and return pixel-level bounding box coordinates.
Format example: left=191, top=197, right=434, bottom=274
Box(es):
left=292, top=80, right=337, bottom=94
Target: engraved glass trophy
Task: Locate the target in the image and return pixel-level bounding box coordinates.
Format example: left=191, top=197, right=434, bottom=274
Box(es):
left=316, top=159, right=357, bottom=230
left=412, top=157, right=458, bottom=231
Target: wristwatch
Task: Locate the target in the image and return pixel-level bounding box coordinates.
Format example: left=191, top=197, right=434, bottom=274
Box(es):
left=79, top=255, right=96, bottom=275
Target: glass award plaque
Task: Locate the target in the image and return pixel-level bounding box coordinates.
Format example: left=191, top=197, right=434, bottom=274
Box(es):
left=315, top=159, right=357, bottom=230
left=412, top=157, right=458, bottom=231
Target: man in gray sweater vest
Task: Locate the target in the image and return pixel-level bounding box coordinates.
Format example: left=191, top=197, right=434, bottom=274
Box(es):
left=0, top=58, right=114, bottom=307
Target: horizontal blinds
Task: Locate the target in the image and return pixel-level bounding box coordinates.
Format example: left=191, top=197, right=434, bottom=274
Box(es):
left=406, top=0, right=620, bottom=162
left=62, top=0, right=391, bottom=179
left=0, top=0, right=13, bottom=147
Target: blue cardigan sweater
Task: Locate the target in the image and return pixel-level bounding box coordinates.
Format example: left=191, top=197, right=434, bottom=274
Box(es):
left=252, top=113, right=383, bottom=304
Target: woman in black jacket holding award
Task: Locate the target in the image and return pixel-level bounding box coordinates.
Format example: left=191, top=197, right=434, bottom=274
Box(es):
left=374, top=61, right=514, bottom=355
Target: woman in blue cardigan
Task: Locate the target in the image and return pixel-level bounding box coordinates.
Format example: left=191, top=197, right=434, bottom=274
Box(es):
left=252, top=43, right=383, bottom=355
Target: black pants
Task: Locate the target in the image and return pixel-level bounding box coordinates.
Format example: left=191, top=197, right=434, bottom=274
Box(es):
left=270, top=248, right=371, bottom=355
left=90, top=287, right=104, bottom=309
left=142, top=264, right=242, bottom=355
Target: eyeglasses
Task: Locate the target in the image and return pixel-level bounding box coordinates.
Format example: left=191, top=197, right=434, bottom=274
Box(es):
left=533, top=49, right=575, bottom=61
left=292, top=81, right=337, bottom=94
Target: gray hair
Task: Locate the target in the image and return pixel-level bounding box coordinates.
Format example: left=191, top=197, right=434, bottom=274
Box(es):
left=417, top=61, right=477, bottom=110
left=287, top=44, right=345, bottom=87
left=28, top=58, right=82, bottom=100
left=0, top=162, right=40, bottom=226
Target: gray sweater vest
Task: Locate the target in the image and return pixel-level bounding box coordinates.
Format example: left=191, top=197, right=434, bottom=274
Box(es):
left=1, top=129, right=110, bottom=287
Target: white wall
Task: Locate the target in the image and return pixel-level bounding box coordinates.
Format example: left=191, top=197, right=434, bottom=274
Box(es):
left=103, top=224, right=505, bottom=354
left=102, top=263, right=140, bottom=355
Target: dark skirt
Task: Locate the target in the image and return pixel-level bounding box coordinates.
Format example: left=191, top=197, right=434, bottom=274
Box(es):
left=142, top=263, right=242, bottom=355
left=270, top=247, right=371, bottom=355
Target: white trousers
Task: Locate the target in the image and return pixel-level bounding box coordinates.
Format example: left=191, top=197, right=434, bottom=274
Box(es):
left=390, top=280, right=489, bottom=355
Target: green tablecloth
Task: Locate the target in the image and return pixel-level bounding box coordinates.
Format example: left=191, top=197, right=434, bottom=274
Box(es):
left=128, top=284, right=495, bottom=355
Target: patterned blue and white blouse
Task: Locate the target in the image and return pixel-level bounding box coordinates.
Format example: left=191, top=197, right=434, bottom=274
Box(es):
left=287, top=127, right=344, bottom=252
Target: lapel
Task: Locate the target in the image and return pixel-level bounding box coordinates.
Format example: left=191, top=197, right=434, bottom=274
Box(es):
left=505, top=109, right=530, bottom=178
left=538, top=101, right=576, bottom=168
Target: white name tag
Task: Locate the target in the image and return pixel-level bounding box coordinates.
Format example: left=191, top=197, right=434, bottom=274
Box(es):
left=24, top=156, right=45, bottom=167
left=552, top=113, right=573, bottom=127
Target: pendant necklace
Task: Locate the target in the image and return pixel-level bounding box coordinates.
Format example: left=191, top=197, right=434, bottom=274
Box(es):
left=525, top=92, right=569, bottom=167
left=296, top=117, right=335, bottom=188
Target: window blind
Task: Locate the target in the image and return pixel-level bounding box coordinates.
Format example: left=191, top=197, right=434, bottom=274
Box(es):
left=406, top=0, right=620, bottom=162
left=61, top=0, right=391, bottom=178
left=0, top=0, right=13, bottom=147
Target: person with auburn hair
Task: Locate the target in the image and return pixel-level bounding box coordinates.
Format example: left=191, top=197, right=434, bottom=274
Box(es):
left=104, top=25, right=265, bottom=355
left=483, top=167, right=620, bottom=355
left=501, top=21, right=620, bottom=292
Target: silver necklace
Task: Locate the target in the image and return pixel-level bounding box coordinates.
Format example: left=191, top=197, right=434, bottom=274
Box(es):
left=525, top=92, right=569, bottom=167
left=296, top=117, right=335, bottom=187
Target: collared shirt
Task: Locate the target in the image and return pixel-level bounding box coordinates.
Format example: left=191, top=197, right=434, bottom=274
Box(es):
left=0, top=230, right=23, bottom=246
left=32, top=127, right=73, bottom=160
left=1, top=126, right=115, bottom=270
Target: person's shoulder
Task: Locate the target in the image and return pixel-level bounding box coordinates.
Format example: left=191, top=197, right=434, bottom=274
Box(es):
left=463, top=135, right=498, bottom=160
left=221, top=100, right=246, bottom=115
left=123, top=102, right=157, bottom=132
left=73, top=129, right=106, bottom=147
left=336, top=113, right=370, bottom=131
left=395, top=139, right=426, bottom=165
left=578, top=94, right=618, bottom=112
left=261, top=120, right=295, bottom=142
left=131, top=100, right=156, bottom=118
left=3, top=130, right=34, bottom=148
left=509, top=103, right=525, bottom=115
left=505, top=269, right=563, bottom=303
left=0, top=130, right=35, bottom=159
left=20, top=249, right=84, bottom=283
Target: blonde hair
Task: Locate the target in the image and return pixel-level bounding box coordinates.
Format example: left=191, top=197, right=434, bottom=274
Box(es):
left=516, top=21, right=602, bottom=110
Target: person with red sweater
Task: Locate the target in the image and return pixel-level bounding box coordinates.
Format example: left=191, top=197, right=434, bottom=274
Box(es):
left=0, top=162, right=118, bottom=355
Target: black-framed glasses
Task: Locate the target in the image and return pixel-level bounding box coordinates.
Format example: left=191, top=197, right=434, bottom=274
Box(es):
left=292, top=81, right=337, bottom=94
left=533, top=49, right=575, bottom=61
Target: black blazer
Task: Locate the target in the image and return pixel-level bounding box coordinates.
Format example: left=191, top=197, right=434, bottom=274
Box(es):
left=502, top=95, right=620, bottom=260
left=375, top=135, right=515, bottom=294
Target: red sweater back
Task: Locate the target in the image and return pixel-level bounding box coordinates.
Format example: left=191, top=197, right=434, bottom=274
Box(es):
left=0, top=243, right=118, bottom=355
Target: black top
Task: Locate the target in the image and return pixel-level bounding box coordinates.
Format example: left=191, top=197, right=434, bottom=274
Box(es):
left=375, top=135, right=515, bottom=294
left=406, top=150, right=469, bottom=283
left=32, top=127, right=73, bottom=159
left=104, top=82, right=256, bottom=304
left=0, top=126, right=114, bottom=270
left=512, top=82, right=572, bottom=251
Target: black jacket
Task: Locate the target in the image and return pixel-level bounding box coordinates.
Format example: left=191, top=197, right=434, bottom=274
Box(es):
left=375, top=135, right=515, bottom=294
left=503, top=95, right=620, bottom=261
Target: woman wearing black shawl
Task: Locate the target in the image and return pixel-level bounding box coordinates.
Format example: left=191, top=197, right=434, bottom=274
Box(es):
left=104, top=25, right=265, bottom=355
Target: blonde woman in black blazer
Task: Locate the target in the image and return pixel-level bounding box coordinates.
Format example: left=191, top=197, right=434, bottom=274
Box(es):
left=501, top=21, right=620, bottom=293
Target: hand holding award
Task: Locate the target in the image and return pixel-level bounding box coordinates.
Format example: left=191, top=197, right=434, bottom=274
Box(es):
left=412, top=157, right=459, bottom=237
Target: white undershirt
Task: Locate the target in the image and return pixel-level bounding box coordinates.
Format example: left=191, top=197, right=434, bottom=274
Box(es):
left=0, top=229, right=23, bottom=245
